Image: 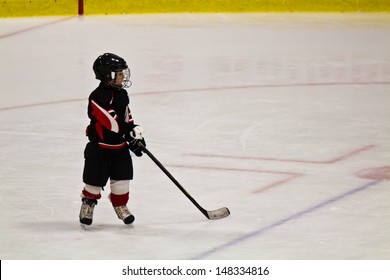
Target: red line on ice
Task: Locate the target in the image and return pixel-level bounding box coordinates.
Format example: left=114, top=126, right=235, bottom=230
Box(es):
left=186, top=144, right=376, bottom=165
left=167, top=164, right=304, bottom=194
left=0, top=16, right=75, bottom=39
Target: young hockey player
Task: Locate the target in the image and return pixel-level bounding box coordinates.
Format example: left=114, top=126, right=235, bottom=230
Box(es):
left=79, top=53, right=145, bottom=227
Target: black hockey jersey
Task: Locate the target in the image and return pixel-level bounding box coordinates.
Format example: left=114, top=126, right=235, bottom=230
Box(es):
left=86, top=83, right=136, bottom=149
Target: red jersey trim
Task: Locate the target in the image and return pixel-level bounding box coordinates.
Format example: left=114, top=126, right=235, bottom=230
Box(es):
left=98, top=142, right=127, bottom=150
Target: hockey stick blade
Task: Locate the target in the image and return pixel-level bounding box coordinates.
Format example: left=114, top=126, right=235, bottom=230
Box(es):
left=206, top=207, right=230, bottom=220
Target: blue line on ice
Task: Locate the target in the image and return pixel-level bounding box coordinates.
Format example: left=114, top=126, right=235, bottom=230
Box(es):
left=191, top=180, right=381, bottom=260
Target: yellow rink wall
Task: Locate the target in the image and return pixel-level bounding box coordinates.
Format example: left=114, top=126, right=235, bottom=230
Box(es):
left=1, top=0, right=390, bottom=17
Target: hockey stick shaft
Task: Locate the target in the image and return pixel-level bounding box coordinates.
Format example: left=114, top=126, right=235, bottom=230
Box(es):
left=138, top=143, right=210, bottom=218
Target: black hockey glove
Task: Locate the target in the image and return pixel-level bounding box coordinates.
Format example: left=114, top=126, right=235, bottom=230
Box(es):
left=126, top=126, right=145, bottom=157
left=128, top=138, right=146, bottom=157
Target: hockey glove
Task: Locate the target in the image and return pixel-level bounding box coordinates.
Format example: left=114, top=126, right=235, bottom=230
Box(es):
left=126, top=126, right=145, bottom=157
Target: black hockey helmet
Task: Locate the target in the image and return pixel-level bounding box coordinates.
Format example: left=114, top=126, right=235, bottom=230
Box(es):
left=93, top=53, right=131, bottom=88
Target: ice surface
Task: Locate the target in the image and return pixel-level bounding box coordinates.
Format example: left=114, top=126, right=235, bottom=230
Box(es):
left=0, top=13, right=389, bottom=260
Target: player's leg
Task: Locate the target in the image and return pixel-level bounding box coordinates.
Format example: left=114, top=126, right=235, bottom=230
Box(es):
left=109, top=149, right=135, bottom=224
left=109, top=180, right=135, bottom=224
left=80, top=142, right=109, bottom=225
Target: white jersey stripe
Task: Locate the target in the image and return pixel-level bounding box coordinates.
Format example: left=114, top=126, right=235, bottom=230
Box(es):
left=91, top=100, right=119, bottom=133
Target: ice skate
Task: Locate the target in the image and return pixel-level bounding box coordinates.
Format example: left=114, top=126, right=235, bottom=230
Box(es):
left=79, top=198, right=97, bottom=226
left=113, top=205, right=135, bottom=224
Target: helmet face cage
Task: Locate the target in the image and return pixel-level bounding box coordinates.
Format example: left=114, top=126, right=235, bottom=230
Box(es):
left=111, top=67, right=132, bottom=89
left=93, top=53, right=132, bottom=89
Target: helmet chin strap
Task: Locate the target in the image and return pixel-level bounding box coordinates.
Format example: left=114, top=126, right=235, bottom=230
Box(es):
left=102, top=80, right=115, bottom=88
left=104, top=79, right=127, bottom=90
left=109, top=80, right=122, bottom=89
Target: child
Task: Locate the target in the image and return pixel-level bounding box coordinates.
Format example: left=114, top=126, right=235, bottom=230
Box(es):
left=79, top=53, right=145, bottom=226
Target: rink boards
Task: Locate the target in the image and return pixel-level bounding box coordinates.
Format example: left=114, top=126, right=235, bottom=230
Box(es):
left=1, top=0, right=390, bottom=17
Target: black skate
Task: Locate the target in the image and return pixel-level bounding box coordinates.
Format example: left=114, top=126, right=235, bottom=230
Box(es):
left=79, top=198, right=97, bottom=226
left=113, top=205, right=135, bottom=225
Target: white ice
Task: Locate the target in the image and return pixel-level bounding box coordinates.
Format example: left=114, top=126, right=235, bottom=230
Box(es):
left=0, top=13, right=389, bottom=260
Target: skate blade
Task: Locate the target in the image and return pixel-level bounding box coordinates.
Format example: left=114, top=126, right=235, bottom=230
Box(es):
left=80, top=223, right=90, bottom=231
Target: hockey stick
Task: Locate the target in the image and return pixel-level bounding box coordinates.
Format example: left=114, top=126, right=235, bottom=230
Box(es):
left=138, top=142, right=230, bottom=220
